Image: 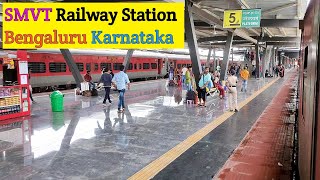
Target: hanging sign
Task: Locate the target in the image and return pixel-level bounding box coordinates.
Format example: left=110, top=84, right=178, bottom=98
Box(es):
left=223, top=9, right=261, bottom=28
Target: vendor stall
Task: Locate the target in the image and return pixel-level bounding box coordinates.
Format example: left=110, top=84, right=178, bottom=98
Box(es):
left=0, top=50, right=31, bottom=120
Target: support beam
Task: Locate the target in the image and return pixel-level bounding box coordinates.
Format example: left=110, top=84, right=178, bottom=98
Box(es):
left=123, top=50, right=134, bottom=73
left=196, top=30, right=210, bottom=37
left=270, top=47, right=275, bottom=76
left=212, top=48, right=216, bottom=71
left=280, top=28, right=287, bottom=36
left=266, top=41, right=300, bottom=47
left=233, top=29, right=257, bottom=44
left=262, top=3, right=297, bottom=15
left=255, top=44, right=260, bottom=78
left=191, top=4, right=223, bottom=28
left=206, top=48, right=212, bottom=67
left=198, top=35, right=300, bottom=43
left=185, top=0, right=202, bottom=84
left=60, top=49, right=83, bottom=88
left=262, top=46, right=273, bottom=78
left=220, top=31, right=234, bottom=80
left=195, top=19, right=300, bottom=28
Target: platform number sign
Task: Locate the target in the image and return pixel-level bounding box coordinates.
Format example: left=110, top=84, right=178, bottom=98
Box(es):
left=223, top=9, right=261, bottom=28
left=224, top=10, right=242, bottom=28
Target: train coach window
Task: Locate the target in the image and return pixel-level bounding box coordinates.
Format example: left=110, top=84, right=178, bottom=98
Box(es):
left=151, top=63, right=157, bottom=69
left=101, top=63, right=112, bottom=70
left=76, top=63, right=84, bottom=72
left=128, top=63, right=133, bottom=70
left=49, top=62, right=66, bottom=72
left=94, top=63, right=99, bottom=71
left=139, top=64, right=142, bottom=69
left=177, top=64, right=181, bottom=69
left=134, top=64, right=137, bottom=69
left=28, top=62, right=46, bottom=73
left=113, top=63, right=122, bottom=70
left=86, top=63, right=91, bottom=71
left=143, top=63, right=150, bottom=69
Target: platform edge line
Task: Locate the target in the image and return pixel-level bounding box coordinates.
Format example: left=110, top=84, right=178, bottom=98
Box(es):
left=128, top=77, right=280, bottom=180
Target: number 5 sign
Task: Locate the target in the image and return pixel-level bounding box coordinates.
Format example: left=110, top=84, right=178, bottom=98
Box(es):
left=223, top=9, right=261, bottom=28
left=223, top=10, right=242, bottom=28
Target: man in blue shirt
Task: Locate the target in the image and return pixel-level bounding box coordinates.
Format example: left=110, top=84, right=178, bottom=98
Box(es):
left=112, top=65, right=130, bottom=113
left=98, top=68, right=113, bottom=105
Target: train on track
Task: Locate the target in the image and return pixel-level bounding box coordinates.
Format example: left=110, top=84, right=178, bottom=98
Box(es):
left=15, top=49, right=225, bottom=92
left=297, top=0, right=320, bottom=179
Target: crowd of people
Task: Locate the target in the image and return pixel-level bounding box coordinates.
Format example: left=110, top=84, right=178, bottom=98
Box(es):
left=167, top=62, right=287, bottom=112
left=79, top=62, right=286, bottom=114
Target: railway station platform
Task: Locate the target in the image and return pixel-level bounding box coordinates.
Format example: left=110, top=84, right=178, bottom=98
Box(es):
left=0, top=70, right=298, bottom=180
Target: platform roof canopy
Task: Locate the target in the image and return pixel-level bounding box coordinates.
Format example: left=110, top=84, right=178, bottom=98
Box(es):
left=0, top=0, right=309, bottom=51
left=175, top=0, right=308, bottom=50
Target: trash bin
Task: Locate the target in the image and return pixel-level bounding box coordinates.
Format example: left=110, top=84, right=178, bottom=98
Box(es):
left=50, top=91, right=64, bottom=112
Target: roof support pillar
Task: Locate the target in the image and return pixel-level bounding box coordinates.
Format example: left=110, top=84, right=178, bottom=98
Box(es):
left=255, top=44, right=261, bottom=78
left=212, top=48, right=216, bottom=71
left=185, top=0, right=202, bottom=84
left=123, top=50, right=134, bottom=73
left=206, top=48, right=212, bottom=67
left=270, top=47, right=275, bottom=76
left=262, top=46, right=273, bottom=78
left=220, top=31, right=234, bottom=80
left=60, top=49, right=83, bottom=88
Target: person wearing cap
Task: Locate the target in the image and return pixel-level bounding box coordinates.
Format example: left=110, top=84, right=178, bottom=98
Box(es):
left=226, top=69, right=238, bottom=112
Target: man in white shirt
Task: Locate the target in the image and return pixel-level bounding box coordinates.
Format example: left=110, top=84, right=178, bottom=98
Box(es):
left=112, top=65, right=130, bottom=113
left=226, top=70, right=238, bottom=112
left=181, top=65, right=188, bottom=85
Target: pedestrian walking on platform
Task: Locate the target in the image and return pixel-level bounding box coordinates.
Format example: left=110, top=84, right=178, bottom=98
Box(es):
left=226, top=70, right=238, bottom=112
left=112, top=65, right=130, bottom=113
left=99, top=68, right=113, bottom=105
left=240, top=67, right=250, bottom=92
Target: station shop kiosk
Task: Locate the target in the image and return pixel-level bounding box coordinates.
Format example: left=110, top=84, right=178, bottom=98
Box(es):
left=0, top=50, right=31, bottom=120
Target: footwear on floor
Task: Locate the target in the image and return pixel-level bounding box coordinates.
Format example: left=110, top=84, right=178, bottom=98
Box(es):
left=235, top=109, right=239, bottom=112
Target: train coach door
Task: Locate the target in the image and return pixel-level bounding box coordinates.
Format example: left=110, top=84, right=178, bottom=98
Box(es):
left=157, top=59, right=161, bottom=75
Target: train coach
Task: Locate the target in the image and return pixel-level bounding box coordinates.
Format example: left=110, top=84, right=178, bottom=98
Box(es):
left=22, top=49, right=220, bottom=91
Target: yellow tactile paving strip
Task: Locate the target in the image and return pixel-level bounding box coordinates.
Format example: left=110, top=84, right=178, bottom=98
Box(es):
left=128, top=77, right=280, bottom=180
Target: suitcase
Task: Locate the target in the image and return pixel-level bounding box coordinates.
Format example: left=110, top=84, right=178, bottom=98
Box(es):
left=91, top=88, right=98, bottom=96
left=186, top=90, right=196, bottom=100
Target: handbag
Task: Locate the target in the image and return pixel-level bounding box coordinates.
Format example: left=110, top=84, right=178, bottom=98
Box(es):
left=202, top=75, right=209, bottom=93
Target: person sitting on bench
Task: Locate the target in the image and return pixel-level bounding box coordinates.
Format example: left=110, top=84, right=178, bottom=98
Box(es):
left=84, top=70, right=95, bottom=90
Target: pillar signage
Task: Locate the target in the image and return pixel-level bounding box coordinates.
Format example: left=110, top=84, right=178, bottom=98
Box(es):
left=223, top=9, right=261, bottom=28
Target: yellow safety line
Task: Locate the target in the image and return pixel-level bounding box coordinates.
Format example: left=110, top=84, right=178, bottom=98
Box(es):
left=128, top=77, right=280, bottom=180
